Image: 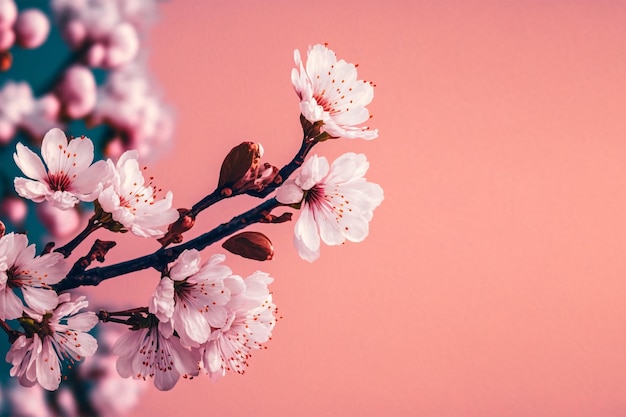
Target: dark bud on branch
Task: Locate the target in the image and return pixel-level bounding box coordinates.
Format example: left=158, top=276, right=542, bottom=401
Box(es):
left=218, top=142, right=279, bottom=196
left=259, top=212, right=293, bottom=224
left=222, top=231, right=274, bottom=261
left=0, top=220, right=4, bottom=238
left=67, top=239, right=117, bottom=277
left=158, top=208, right=196, bottom=247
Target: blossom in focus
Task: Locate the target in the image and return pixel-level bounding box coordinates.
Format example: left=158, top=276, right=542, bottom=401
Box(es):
left=292, top=44, right=377, bottom=140
left=276, top=153, right=384, bottom=262
left=0, top=232, right=69, bottom=320
left=5, top=294, right=98, bottom=391
left=201, top=271, right=277, bottom=381
left=113, top=316, right=200, bottom=391
left=149, top=250, right=242, bottom=348
left=13, top=128, right=109, bottom=209
left=0, top=81, right=35, bottom=144
left=98, top=150, right=178, bottom=238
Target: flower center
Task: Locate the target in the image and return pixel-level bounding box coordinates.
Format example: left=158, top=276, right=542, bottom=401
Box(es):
left=47, top=171, right=72, bottom=192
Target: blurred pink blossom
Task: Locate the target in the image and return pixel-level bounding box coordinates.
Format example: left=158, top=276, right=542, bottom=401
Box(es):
left=57, top=65, right=97, bottom=119
left=21, top=93, right=62, bottom=140
left=0, top=0, right=17, bottom=31
left=36, top=201, right=82, bottom=239
left=93, top=63, right=175, bottom=161
left=14, top=9, right=50, bottom=49
left=0, top=195, right=27, bottom=224
left=52, top=0, right=158, bottom=68
left=0, top=27, right=14, bottom=50
left=0, top=81, right=35, bottom=144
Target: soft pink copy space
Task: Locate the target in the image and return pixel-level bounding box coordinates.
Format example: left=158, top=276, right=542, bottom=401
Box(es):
left=84, top=1, right=626, bottom=416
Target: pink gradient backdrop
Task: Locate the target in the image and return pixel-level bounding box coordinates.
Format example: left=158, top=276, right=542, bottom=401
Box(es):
left=77, top=1, right=626, bottom=416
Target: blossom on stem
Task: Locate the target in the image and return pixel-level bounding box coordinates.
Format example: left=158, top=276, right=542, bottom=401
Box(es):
left=276, top=153, right=384, bottom=262
left=5, top=293, right=98, bottom=391
left=13, top=128, right=110, bottom=209
left=97, top=150, right=178, bottom=238
left=0, top=232, right=69, bottom=320
left=292, top=44, right=377, bottom=140
left=149, top=250, right=242, bottom=348
left=201, top=271, right=277, bottom=381
left=113, top=315, right=200, bottom=391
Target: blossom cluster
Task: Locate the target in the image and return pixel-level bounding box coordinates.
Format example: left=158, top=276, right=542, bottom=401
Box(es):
left=0, top=0, right=173, bottom=243
left=0, top=41, right=383, bottom=416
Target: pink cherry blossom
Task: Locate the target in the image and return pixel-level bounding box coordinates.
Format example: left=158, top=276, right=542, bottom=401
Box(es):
left=292, top=44, right=378, bottom=140
left=0, top=0, right=16, bottom=30
left=149, top=250, right=243, bottom=348
left=0, top=81, right=35, bottom=144
left=36, top=201, right=83, bottom=239
left=276, top=153, right=384, bottom=262
left=14, top=9, right=50, bottom=49
left=201, top=271, right=277, bottom=381
left=93, top=62, right=174, bottom=162
left=0, top=232, right=69, bottom=320
left=113, top=317, right=200, bottom=391
left=56, top=65, right=97, bottom=119
left=13, top=128, right=109, bottom=209
left=5, top=293, right=98, bottom=391
left=98, top=150, right=178, bottom=238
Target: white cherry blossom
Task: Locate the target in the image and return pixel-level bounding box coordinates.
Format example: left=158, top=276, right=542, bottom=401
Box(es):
left=292, top=44, right=377, bottom=140
left=113, top=317, right=200, bottom=391
left=0, top=232, right=69, bottom=320
left=276, top=153, right=384, bottom=262
left=97, top=150, right=178, bottom=238
left=149, top=250, right=243, bottom=348
left=5, top=294, right=98, bottom=391
left=13, top=128, right=109, bottom=210
left=201, top=271, right=277, bottom=381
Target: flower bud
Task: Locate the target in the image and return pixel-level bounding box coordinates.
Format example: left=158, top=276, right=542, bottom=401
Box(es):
left=222, top=231, right=274, bottom=261
left=157, top=208, right=195, bottom=247
left=0, top=220, right=5, bottom=238
left=57, top=65, right=97, bottom=118
left=14, top=9, right=50, bottom=49
left=218, top=142, right=263, bottom=190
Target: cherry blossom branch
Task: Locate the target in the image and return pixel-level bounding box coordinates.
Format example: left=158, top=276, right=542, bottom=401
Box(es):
left=0, top=319, right=20, bottom=343
left=53, top=198, right=284, bottom=291
left=54, top=216, right=104, bottom=258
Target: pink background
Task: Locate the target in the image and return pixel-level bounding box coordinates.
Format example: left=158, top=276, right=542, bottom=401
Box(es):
left=76, top=1, right=626, bottom=416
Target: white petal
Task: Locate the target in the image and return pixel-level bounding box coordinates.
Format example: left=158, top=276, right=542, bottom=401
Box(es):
left=14, top=177, right=49, bottom=203
left=275, top=180, right=304, bottom=204
left=294, top=206, right=320, bottom=262
left=41, top=128, right=69, bottom=173
left=36, top=338, right=61, bottom=391
left=14, top=143, right=47, bottom=181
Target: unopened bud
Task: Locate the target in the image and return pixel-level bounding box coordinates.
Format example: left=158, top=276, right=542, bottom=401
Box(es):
left=218, top=142, right=262, bottom=189
left=222, top=231, right=274, bottom=261
left=0, top=220, right=5, bottom=238
left=158, top=208, right=195, bottom=247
